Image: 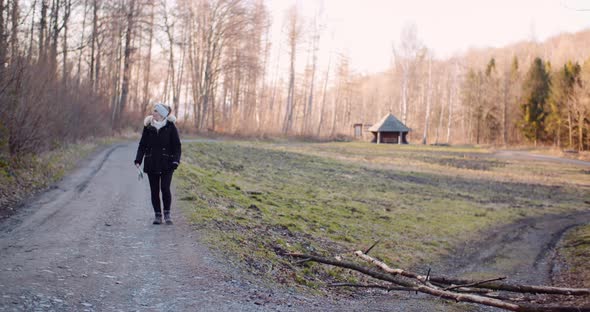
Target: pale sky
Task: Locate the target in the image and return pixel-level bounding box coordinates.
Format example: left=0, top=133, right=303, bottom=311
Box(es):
left=267, top=0, right=590, bottom=74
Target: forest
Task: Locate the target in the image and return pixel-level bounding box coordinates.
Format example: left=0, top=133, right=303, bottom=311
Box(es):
left=1, top=0, right=589, bottom=157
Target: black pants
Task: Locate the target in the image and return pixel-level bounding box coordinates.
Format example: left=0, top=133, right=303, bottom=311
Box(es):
left=147, top=171, right=173, bottom=216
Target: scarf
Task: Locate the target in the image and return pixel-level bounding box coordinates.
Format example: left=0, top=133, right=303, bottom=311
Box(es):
left=152, top=118, right=167, bottom=131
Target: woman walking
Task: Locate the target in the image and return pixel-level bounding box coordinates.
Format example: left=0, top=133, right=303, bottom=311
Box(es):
left=134, top=103, right=182, bottom=225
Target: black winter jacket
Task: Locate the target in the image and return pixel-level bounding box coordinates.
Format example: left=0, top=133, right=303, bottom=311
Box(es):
left=134, top=115, right=182, bottom=174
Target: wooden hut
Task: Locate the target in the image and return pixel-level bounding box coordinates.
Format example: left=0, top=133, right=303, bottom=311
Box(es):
left=368, top=114, right=410, bottom=144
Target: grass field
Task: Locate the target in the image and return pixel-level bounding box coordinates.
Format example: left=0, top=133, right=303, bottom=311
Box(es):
left=175, top=141, right=590, bottom=288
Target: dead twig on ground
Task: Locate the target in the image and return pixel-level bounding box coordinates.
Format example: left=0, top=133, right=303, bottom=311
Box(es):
left=363, top=239, right=381, bottom=255
left=443, top=277, right=507, bottom=291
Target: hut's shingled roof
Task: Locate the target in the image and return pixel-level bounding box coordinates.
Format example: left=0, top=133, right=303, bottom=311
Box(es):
left=368, top=114, right=410, bottom=132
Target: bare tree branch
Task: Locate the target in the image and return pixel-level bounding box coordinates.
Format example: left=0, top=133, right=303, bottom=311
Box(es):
left=287, top=252, right=590, bottom=312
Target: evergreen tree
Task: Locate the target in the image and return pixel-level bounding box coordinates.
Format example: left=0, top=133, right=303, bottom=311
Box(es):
left=572, top=59, right=590, bottom=151
left=485, top=58, right=496, bottom=76
left=501, top=56, right=520, bottom=145
left=462, top=68, right=484, bottom=143
left=520, top=57, right=551, bottom=145
left=547, top=61, right=580, bottom=147
left=482, top=58, right=500, bottom=143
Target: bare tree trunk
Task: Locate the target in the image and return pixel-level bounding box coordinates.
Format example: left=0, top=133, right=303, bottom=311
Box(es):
left=330, top=56, right=350, bottom=137
left=401, top=72, right=408, bottom=123
left=76, top=0, right=88, bottom=85
left=110, top=15, right=124, bottom=127
left=89, top=0, right=98, bottom=90
left=476, top=75, right=482, bottom=145
left=141, top=0, right=154, bottom=116
left=502, top=71, right=509, bottom=146
left=435, top=77, right=448, bottom=144
left=210, top=79, right=218, bottom=131
left=0, top=0, right=6, bottom=74
left=187, top=7, right=198, bottom=127
left=62, top=0, right=71, bottom=85
left=27, top=0, right=36, bottom=61
left=131, top=16, right=141, bottom=112
left=422, top=57, right=432, bottom=145
left=183, top=72, right=190, bottom=121
left=446, top=78, right=454, bottom=144
left=116, top=0, right=136, bottom=128
left=316, top=54, right=331, bottom=136
left=476, top=111, right=480, bottom=144
left=282, top=5, right=300, bottom=134
left=344, top=83, right=353, bottom=129
left=175, top=27, right=187, bottom=116
left=330, top=82, right=341, bottom=137
left=10, top=0, right=19, bottom=61
left=568, top=111, right=573, bottom=148
left=186, top=2, right=205, bottom=129
left=162, top=1, right=178, bottom=112
left=231, top=49, right=242, bottom=131
left=448, top=63, right=461, bottom=144
left=39, top=0, right=48, bottom=62
left=466, top=105, right=472, bottom=144
left=200, top=76, right=210, bottom=129
left=198, top=0, right=233, bottom=131
left=49, top=0, right=61, bottom=75
left=304, top=23, right=319, bottom=135
left=256, top=15, right=271, bottom=133
left=221, top=77, right=229, bottom=126
left=579, top=110, right=584, bottom=151
left=557, top=122, right=561, bottom=148
left=283, top=43, right=296, bottom=134
left=268, top=37, right=281, bottom=131
left=94, top=36, right=101, bottom=91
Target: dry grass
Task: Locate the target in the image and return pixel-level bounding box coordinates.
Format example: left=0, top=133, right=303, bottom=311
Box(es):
left=269, top=141, right=590, bottom=187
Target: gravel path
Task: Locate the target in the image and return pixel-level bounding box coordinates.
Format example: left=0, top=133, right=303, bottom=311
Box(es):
left=0, top=143, right=460, bottom=312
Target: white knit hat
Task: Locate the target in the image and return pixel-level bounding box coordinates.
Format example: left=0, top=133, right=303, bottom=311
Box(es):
left=154, top=103, right=169, bottom=118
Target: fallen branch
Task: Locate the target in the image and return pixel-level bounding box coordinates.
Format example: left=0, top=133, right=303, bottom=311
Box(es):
left=354, top=250, right=434, bottom=286
left=354, top=250, right=590, bottom=296
left=330, top=282, right=415, bottom=292
left=286, top=252, right=421, bottom=288
left=444, top=277, right=507, bottom=291
left=430, top=275, right=590, bottom=296
left=287, top=252, right=590, bottom=312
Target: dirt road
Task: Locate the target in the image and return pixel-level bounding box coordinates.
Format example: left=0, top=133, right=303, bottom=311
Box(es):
left=445, top=211, right=590, bottom=285
left=0, top=143, right=268, bottom=311
left=0, top=143, right=457, bottom=312
left=495, top=150, right=590, bottom=167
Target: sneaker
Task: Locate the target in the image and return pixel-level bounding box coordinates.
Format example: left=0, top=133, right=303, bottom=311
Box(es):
left=164, top=212, right=173, bottom=225
left=153, top=214, right=163, bottom=225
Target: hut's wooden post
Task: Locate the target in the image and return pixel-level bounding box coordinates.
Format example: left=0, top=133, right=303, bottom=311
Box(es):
left=377, top=132, right=381, bottom=144
left=399, top=132, right=402, bottom=145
